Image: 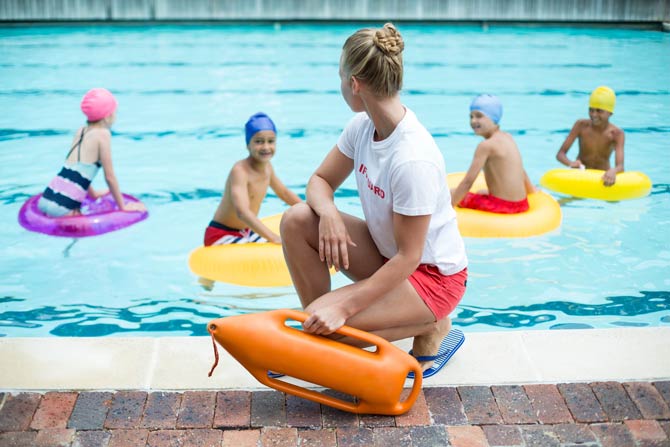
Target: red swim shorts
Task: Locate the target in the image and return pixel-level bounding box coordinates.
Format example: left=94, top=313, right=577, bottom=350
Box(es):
left=408, top=266, right=468, bottom=320
left=458, top=192, right=529, bottom=214
left=203, top=220, right=264, bottom=246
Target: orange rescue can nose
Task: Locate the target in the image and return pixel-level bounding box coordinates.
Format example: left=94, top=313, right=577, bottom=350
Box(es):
left=207, top=309, right=423, bottom=415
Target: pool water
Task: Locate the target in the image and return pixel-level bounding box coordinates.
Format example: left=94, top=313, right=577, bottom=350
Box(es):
left=1, top=24, right=669, bottom=337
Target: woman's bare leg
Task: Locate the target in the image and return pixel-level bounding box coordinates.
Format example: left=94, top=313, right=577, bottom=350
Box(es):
left=280, top=203, right=384, bottom=307
left=281, top=203, right=452, bottom=371
left=321, top=277, right=452, bottom=371
left=280, top=203, right=331, bottom=308
left=411, top=317, right=452, bottom=372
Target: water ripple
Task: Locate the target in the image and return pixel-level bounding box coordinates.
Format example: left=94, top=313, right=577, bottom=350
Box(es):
left=2, top=125, right=669, bottom=144
left=0, top=185, right=361, bottom=205
left=0, top=88, right=667, bottom=98
left=1, top=291, right=668, bottom=337
left=0, top=126, right=346, bottom=142
left=0, top=61, right=615, bottom=69
left=453, top=290, right=670, bottom=329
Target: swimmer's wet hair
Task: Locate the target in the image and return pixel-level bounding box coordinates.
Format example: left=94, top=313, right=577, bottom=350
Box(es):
left=341, top=22, right=404, bottom=97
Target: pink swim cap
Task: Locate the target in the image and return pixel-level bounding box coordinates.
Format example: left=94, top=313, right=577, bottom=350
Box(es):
left=80, top=88, right=117, bottom=122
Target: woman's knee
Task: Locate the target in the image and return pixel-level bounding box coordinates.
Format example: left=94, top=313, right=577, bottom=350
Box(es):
left=280, top=203, right=316, bottom=239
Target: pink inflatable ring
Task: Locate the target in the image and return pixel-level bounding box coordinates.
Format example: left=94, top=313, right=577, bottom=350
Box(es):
left=18, top=193, right=148, bottom=238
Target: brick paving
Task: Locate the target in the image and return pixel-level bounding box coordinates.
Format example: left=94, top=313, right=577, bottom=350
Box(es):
left=0, top=382, right=669, bottom=446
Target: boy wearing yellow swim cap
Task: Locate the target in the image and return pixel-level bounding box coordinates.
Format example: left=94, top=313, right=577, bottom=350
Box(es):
left=555, top=86, right=625, bottom=186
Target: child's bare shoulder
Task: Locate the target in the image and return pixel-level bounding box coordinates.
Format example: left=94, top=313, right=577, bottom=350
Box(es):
left=483, top=130, right=514, bottom=152
left=574, top=118, right=591, bottom=128
left=609, top=122, right=623, bottom=134
left=88, top=126, right=112, bottom=142
left=231, top=158, right=252, bottom=173
left=571, top=119, right=591, bottom=135
left=475, top=138, right=495, bottom=153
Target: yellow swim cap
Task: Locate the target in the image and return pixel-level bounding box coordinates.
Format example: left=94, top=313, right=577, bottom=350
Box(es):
left=589, top=86, right=616, bottom=113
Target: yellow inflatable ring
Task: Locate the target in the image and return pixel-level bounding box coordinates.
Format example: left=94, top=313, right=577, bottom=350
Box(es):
left=189, top=214, right=292, bottom=287
left=540, top=168, right=651, bottom=201
left=449, top=172, right=562, bottom=238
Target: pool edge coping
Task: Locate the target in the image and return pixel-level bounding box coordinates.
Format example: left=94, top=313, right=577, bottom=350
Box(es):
left=1, top=326, right=669, bottom=391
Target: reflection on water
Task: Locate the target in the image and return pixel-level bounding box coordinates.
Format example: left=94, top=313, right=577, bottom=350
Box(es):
left=0, top=294, right=295, bottom=337
left=1, top=290, right=668, bottom=337
left=651, top=184, right=670, bottom=196
left=0, top=185, right=364, bottom=206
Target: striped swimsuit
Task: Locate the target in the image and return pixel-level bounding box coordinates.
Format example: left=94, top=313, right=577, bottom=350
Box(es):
left=38, top=128, right=101, bottom=217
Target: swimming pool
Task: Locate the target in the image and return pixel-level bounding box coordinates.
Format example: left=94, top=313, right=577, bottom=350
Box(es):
left=1, top=24, right=669, bottom=337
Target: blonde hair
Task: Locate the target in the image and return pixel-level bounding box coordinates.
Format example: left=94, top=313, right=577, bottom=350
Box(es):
left=341, top=23, right=404, bottom=97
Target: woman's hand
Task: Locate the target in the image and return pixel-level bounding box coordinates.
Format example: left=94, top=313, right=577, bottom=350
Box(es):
left=318, top=211, right=356, bottom=271
left=303, top=302, right=347, bottom=335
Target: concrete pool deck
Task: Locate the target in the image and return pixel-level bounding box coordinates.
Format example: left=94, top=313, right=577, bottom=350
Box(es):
left=1, top=327, right=670, bottom=445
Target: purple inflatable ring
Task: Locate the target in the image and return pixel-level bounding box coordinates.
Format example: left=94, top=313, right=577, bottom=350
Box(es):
left=18, top=193, right=148, bottom=238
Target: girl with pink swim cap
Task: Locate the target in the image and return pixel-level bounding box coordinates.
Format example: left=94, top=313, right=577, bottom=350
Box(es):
left=37, top=88, right=146, bottom=217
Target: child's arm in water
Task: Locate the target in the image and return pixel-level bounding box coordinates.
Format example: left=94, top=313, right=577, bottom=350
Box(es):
left=556, top=120, right=586, bottom=169
left=98, top=131, right=145, bottom=212
left=228, top=164, right=281, bottom=244
left=450, top=141, right=490, bottom=206
left=602, top=128, right=625, bottom=186
left=269, top=165, right=302, bottom=207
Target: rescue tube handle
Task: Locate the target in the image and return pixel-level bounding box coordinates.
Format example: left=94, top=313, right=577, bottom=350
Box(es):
left=278, top=308, right=423, bottom=380
left=261, top=370, right=422, bottom=415
left=279, top=308, right=391, bottom=354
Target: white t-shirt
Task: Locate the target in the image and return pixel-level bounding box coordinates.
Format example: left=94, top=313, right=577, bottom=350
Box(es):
left=337, top=108, right=467, bottom=276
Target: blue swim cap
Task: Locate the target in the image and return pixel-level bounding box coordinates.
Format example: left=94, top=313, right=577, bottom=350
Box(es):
left=470, top=94, right=503, bottom=124
left=245, top=112, right=276, bottom=144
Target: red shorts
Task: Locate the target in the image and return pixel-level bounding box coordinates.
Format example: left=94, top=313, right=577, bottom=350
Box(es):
left=459, top=192, right=529, bottom=214
left=408, top=266, right=468, bottom=320
left=203, top=221, right=264, bottom=246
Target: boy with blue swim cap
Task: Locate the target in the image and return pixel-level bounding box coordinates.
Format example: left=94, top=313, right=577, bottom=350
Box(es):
left=202, top=112, right=301, bottom=248
left=199, top=112, right=302, bottom=289
left=450, top=94, right=535, bottom=214
left=470, top=94, right=503, bottom=125
left=556, top=86, right=625, bottom=186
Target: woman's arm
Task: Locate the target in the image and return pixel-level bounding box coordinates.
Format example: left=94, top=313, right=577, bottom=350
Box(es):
left=306, top=146, right=355, bottom=271
left=307, top=146, right=354, bottom=215
left=303, top=212, right=430, bottom=335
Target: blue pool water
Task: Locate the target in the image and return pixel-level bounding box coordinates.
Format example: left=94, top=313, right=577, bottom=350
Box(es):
left=1, top=24, right=669, bottom=337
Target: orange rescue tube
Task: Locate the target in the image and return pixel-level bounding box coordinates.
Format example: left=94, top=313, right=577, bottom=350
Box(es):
left=208, top=309, right=423, bottom=415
